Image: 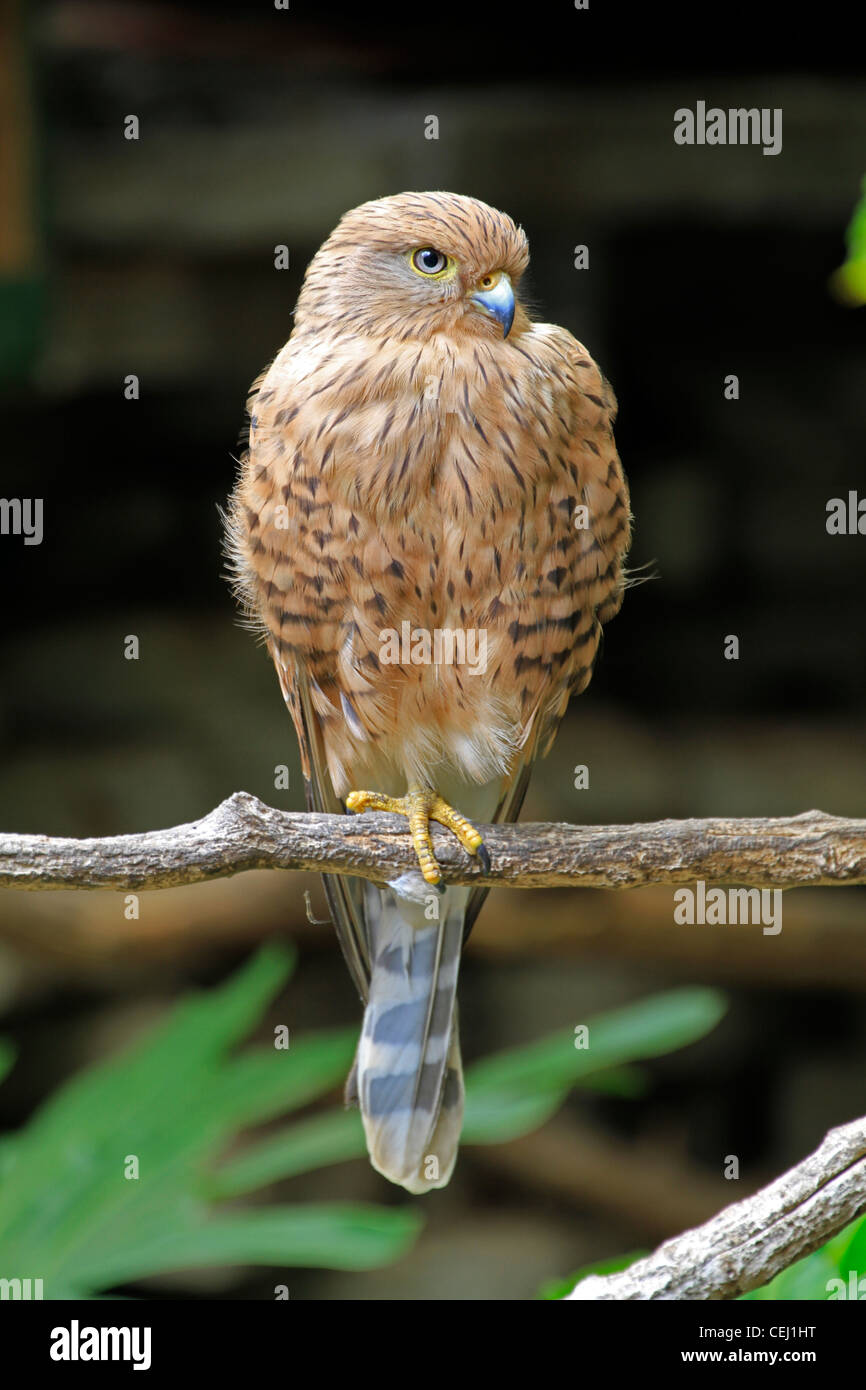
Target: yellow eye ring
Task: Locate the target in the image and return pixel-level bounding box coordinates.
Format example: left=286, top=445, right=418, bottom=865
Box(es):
left=409, top=247, right=455, bottom=279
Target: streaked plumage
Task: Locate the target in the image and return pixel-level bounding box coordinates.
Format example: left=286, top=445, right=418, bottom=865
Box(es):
left=225, top=192, right=631, bottom=1192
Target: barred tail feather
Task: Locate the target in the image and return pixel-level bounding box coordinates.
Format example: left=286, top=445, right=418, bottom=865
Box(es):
left=356, top=883, right=466, bottom=1194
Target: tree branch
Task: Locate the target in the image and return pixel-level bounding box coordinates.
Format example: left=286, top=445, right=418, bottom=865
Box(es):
left=0, top=792, right=864, bottom=891
left=569, top=1116, right=866, bottom=1300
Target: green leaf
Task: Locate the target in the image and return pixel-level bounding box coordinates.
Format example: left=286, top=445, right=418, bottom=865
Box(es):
left=462, top=988, right=727, bottom=1144
left=210, top=1030, right=358, bottom=1128
left=0, top=945, right=296, bottom=1251
left=837, top=1214, right=866, bottom=1280
left=830, top=176, right=866, bottom=305
left=463, top=1087, right=565, bottom=1144
left=211, top=1110, right=367, bottom=1197
left=67, top=1205, right=423, bottom=1290
left=578, top=1064, right=649, bottom=1098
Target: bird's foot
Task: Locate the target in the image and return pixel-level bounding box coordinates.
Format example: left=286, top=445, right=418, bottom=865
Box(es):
left=345, top=785, right=489, bottom=887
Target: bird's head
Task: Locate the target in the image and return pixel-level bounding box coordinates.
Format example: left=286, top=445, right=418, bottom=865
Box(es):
left=296, top=191, right=530, bottom=342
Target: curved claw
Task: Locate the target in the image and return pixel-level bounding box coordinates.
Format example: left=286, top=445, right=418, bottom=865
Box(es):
left=343, top=785, right=485, bottom=887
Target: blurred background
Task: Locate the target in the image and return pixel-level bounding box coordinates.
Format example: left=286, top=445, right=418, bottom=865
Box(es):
left=0, top=0, right=864, bottom=1299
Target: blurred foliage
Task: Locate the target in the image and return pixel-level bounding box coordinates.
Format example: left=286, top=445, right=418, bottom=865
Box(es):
left=0, top=945, right=727, bottom=1297
left=0, top=944, right=420, bottom=1296
left=462, top=985, right=727, bottom=1143
left=831, top=176, right=866, bottom=305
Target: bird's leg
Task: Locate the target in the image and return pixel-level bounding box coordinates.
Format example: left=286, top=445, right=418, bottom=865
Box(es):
left=345, top=784, right=490, bottom=886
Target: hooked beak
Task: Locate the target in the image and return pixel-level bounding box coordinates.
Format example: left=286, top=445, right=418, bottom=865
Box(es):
left=469, top=271, right=515, bottom=337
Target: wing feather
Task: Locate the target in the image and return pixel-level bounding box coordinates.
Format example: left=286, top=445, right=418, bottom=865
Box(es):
left=272, top=649, right=371, bottom=1002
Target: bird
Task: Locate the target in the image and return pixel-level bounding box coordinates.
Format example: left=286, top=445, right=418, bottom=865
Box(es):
left=224, top=191, right=631, bottom=1194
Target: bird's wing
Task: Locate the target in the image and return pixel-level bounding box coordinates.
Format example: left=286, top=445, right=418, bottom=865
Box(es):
left=272, top=652, right=371, bottom=1001
left=226, top=359, right=373, bottom=1003
left=506, top=327, right=631, bottom=758
left=463, top=330, right=631, bottom=940
left=461, top=759, right=532, bottom=942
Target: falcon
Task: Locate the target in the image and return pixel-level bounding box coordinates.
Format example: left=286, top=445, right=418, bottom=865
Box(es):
left=225, top=192, right=631, bottom=1192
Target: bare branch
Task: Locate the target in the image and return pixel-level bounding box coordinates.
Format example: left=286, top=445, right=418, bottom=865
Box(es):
left=569, top=1116, right=866, bottom=1300
left=0, top=793, right=864, bottom=892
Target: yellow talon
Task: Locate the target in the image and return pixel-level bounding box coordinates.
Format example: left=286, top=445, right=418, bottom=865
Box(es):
left=345, top=785, right=487, bottom=886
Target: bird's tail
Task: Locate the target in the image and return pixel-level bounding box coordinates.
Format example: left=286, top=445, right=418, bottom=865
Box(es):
left=352, top=881, right=466, bottom=1194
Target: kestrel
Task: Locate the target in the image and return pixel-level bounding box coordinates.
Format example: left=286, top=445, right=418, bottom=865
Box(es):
left=225, top=192, right=631, bottom=1193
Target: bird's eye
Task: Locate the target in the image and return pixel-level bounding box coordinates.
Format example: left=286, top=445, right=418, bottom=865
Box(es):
left=411, top=247, right=449, bottom=276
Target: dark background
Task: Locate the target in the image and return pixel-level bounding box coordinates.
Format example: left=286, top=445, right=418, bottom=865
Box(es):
left=0, top=0, right=864, bottom=1298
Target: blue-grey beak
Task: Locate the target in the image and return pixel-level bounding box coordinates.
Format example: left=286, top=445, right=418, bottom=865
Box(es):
left=470, top=272, right=515, bottom=337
